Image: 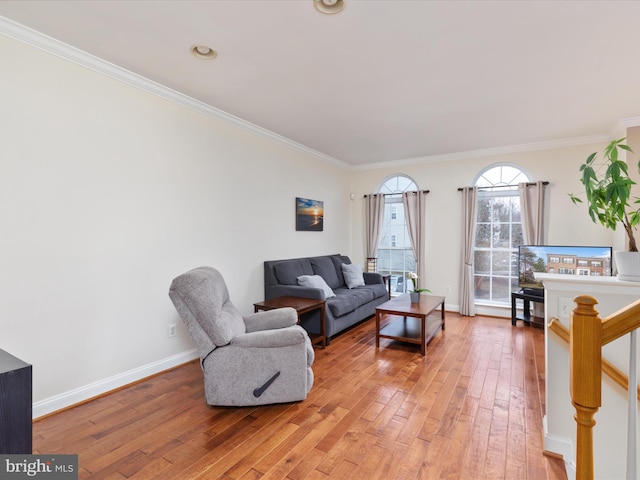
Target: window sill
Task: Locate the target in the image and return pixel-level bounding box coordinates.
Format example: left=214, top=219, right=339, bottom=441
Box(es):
left=474, top=302, right=511, bottom=319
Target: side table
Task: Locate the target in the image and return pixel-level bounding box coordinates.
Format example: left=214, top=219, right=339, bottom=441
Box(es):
left=511, top=290, right=545, bottom=327
left=253, top=296, right=326, bottom=348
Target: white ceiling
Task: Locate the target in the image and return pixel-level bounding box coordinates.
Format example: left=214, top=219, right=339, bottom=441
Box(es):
left=2, top=0, right=640, bottom=168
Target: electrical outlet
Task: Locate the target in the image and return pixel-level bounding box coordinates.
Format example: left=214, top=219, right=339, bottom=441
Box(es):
left=168, top=323, right=177, bottom=338
left=559, top=296, right=574, bottom=320
left=445, top=285, right=451, bottom=294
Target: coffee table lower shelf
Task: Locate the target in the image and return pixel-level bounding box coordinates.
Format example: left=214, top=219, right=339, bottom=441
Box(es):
left=378, top=315, right=443, bottom=350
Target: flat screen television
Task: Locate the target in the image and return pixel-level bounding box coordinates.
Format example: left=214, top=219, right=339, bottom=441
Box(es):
left=518, top=245, right=613, bottom=295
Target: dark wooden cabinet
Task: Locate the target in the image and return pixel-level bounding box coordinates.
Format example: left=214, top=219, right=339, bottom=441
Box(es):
left=0, top=349, right=32, bottom=454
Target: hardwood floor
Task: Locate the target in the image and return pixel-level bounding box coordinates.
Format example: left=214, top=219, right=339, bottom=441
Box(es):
left=33, top=313, right=568, bottom=479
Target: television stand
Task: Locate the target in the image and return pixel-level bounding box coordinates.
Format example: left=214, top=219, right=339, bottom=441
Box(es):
left=511, top=289, right=545, bottom=327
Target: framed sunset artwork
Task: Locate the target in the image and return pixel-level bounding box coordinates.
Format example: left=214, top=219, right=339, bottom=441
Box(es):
left=296, top=197, right=323, bottom=231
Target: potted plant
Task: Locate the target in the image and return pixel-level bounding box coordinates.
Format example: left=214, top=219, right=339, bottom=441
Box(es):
left=407, top=272, right=431, bottom=302
left=569, top=137, right=640, bottom=280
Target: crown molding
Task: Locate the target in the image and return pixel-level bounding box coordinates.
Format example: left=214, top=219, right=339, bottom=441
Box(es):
left=0, top=16, right=349, bottom=169
left=619, top=116, right=640, bottom=128
left=353, top=133, right=613, bottom=171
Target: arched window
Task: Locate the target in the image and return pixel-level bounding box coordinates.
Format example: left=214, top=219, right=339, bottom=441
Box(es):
left=474, top=165, right=530, bottom=305
left=377, top=175, right=418, bottom=295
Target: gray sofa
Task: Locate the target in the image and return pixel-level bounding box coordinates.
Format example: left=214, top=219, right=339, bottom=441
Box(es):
left=264, top=254, right=389, bottom=345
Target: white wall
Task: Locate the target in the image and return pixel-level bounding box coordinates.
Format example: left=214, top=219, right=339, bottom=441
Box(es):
left=350, top=144, right=617, bottom=314
left=0, top=34, right=351, bottom=415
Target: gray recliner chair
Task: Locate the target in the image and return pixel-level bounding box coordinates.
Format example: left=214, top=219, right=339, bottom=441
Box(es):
left=169, top=266, right=314, bottom=406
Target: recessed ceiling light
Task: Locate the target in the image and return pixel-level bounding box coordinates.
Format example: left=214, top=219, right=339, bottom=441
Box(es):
left=190, top=44, right=218, bottom=60
left=313, top=0, right=345, bottom=15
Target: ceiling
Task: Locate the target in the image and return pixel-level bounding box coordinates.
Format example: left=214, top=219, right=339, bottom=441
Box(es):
left=1, top=0, right=640, bottom=168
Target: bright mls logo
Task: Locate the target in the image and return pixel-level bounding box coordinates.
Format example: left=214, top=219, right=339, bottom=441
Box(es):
left=0, top=455, right=77, bottom=479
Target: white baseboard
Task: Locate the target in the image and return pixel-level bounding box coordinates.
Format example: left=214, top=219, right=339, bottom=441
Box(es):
left=474, top=304, right=510, bottom=318
left=445, top=303, right=460, bottom=315
left=33, top=349, right=199, bottom=419
left=543, top=415, right=575, bottom=480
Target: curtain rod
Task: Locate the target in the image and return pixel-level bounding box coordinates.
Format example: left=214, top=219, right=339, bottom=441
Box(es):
left=363, top=190, right=430, bottom=198
left=457, top=181, right=549, bottom=191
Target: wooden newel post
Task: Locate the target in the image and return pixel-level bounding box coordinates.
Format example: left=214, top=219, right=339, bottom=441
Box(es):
left=570, top=295, right=602, bottom=480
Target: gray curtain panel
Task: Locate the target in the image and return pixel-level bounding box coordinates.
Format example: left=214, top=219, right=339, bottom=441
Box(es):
left=365, top=194, right=386, bottom=259
left=519, top=181, right=547, bottom=245
left=460, top=187, right=477, bottom=317
left=402, top=191, right=428, bottom=287
left=519, top=181, right=547, bottom=318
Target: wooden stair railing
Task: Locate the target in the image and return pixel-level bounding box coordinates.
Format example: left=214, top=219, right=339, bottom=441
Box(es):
left=557, top=295, right=640, bottom=480
left=548, top=318, right=640, bottom=401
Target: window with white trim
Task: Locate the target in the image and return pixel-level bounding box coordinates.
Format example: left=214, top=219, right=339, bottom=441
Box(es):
left=377, top=175, right=418, bottom=295
left=474, top=164, right=530, bottom=305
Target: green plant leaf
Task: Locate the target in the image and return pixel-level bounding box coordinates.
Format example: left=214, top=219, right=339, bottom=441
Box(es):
left=606, top=161, right=620, bottom=179
left=605, top=183, right=617, bottom=204
left=617, top=183, right=630, bottom=205
left=618, top=159, right=630, bottom=176
left=568, top=193, right=583, bottom=204
left=581, top=165, right=596, bottom=185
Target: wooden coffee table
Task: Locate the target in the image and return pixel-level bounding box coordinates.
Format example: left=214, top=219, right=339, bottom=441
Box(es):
left=375, top=294, right=445, bottom=355
left=253, top=296, right=326, bottom=348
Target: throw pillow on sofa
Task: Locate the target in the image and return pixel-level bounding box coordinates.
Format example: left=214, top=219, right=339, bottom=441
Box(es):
left=341, top=263, right=365, bottom=289
left=297, top=275, right=336, bottom=299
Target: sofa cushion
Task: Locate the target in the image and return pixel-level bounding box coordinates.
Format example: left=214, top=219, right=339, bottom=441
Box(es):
left=297, top=275, right=336, bottom=299
left=310, top=256, right=341, bottom=289
left=274, top=259, right=314, bottom=285
left=360, top=283, right=388, bottom=300
left=326, top=293, right=358, bottom=317
left=342, top=263, right=365, bottom=289
left=327, top=287, right=375, bottom=317
left=330, top=255, right=351, bottom=287
left=350, top=287, right=374, bottom=305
